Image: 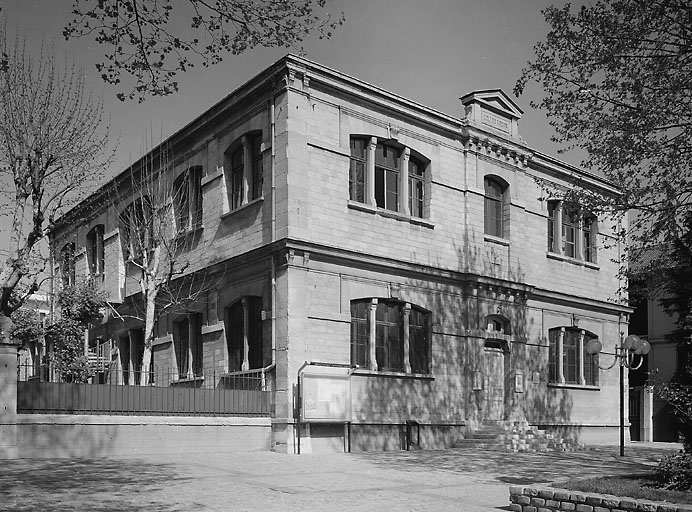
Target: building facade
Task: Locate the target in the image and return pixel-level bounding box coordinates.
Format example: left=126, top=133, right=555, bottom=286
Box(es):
left=50, top=55, right=630, bottom=452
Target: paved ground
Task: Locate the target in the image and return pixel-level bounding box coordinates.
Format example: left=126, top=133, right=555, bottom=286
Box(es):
left=0, top=442, right=682, bottom=512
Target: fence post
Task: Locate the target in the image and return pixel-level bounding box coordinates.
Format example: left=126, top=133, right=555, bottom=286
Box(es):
left=0, top=341, right=19, bottom=458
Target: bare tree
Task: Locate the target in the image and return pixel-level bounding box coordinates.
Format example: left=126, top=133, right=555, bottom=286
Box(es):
left=0, top=29, right=114, bottom=344
left=64, top=0, right=344, bottom=101
left=112, top=144, right=215, bottom=384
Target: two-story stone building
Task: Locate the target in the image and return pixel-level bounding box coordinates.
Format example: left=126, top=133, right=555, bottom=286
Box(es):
left=50, top=54, right=630, bottom=453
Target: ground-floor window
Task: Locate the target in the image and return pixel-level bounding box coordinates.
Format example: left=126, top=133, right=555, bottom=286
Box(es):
left=548, top=327, right=599, bottom=385
left=350, top=298, right=430, bottom=374
left=224, top=296, right=267, bottom=371
left=174, top=313, right=203, bottom=379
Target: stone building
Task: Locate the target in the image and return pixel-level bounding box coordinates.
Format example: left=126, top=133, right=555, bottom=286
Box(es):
left=49, top=55, right=630, bottom=452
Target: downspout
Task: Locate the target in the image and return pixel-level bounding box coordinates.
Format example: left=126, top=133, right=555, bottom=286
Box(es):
left=271, top=71, right=277, bottom=362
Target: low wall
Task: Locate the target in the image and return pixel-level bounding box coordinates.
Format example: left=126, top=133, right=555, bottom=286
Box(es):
left=2, top=414, right=271, bottom=459
left=509, top=485, right=692, bottom=512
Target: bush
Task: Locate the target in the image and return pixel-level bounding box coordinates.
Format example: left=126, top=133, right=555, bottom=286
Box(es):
left=655, top=452, right=692, bottom=491
left=46, top=317, right=94, bottom=383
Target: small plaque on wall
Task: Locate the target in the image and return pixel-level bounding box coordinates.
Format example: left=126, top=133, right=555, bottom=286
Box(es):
left=514, top=373, right=524, bottom=393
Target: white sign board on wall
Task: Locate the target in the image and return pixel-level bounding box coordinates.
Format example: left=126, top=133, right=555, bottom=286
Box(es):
left=300, top=365, right=351, bottom=423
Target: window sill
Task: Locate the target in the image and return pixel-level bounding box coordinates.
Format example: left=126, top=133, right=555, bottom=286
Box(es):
left=546, top=251, right=599, bottom=270
left=547, top=382, right=600, bottom=391
left=170, top=376, right=204, bottom=385
left=221, top=197, right=263, bottom=219
left=351, top=368, right=434, bottom=380
left=347, top=201, right=434, bottom=229
left=174, top=224, right=204, bottom=240
left=484, top=234, right=509, bottom=246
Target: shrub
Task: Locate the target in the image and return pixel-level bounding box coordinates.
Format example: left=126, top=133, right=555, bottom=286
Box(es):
left=655, top=451, right=692, bottom=491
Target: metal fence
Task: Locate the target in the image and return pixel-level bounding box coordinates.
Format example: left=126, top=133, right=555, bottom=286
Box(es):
left=17, top=363, right=273, bottom=417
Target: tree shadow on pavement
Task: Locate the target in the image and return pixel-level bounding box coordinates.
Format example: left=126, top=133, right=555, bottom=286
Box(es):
left=0, top=458, right=193, bottom=512
left=353, top=445, right=674, bottom=485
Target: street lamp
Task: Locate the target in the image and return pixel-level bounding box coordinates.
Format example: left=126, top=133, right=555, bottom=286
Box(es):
left=585, top=333, right=650, bottom=456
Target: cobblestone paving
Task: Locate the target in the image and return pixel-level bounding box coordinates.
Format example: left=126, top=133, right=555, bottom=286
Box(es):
left=0, top=443, right=681, bottom=511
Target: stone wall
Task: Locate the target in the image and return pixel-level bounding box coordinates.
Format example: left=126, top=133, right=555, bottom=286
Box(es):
left=509, top=485, right=692, bottom=512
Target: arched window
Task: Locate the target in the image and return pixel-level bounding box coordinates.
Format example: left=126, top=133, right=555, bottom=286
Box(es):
left=120, top=197, right=152, bottom=263
left=350, top=298, right=430, bottom=374
left=484, top=176, right=507, bottom=238
left=86, top=225, right=105, bottom=281
left=60, top=242, right=75, bottom=286
left=348, top=135, right=429, bottom=219
left=548, top=327, right=599, bottom=386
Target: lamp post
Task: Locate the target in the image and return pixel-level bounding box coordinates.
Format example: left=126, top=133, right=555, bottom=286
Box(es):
left=585, top=333, right=650, bottom=456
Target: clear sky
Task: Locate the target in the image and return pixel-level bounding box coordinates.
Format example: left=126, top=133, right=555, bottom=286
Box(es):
left=3, top=0, right=582, bottom=179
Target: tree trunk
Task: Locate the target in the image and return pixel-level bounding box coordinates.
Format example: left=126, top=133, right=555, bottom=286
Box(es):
left=0, top=312, right=15, bottom=345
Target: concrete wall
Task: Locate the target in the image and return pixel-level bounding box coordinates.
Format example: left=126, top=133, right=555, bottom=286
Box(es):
left=11, top=415, right=270, bottom=459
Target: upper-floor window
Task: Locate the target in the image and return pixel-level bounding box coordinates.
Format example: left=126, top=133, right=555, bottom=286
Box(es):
left=86, top=225, right=105, bottom=281
left=173, top=166, right=203, bottom=232
left=547, top=200, right=597, bottom=263
left=548, top=327, right=599, bottom=386
left=60, top=242, right=75, bottom=286
left=224, top=132, right=263, bottom=212
left=350, top=298, right=430, bottom=374
left=349, top=136, right=428, bottom=219
left=484, top=176, right=508, bottom=238
left=120, top=197, right=152, bottom=263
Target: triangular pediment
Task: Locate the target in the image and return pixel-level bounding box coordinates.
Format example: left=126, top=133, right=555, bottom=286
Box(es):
left=460, top=89, right=523, bottom=120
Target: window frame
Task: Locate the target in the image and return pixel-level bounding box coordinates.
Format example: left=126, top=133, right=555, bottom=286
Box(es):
left=348, top=135, right=430, bottom=220
left=174, top=313, right=203, bottom=380
left=60, top=242, right=76, bottom=287
left=349, top=298, right=431, bottom=375
left=224, top=296, right=267, bottom=372
left=224, top=132, right=264, bottom=213
left=547, top=200, right=598, bottom=264
left=548, top=327, right=599, bottom=386
left=484, top=176, right=508, bottom=239
left=173, top=166, right=203, bottom=233
left=86, top=225, right=105, bottom=281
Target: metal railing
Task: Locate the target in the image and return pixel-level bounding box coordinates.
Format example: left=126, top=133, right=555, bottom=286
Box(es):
left=17, top=363, right=273, bottom=417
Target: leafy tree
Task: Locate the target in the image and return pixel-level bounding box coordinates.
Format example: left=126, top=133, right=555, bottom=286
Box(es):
left=515, top=0, right=692, bottom=279
left=46, top=279, right=107, bottom=382
left=0, top=27, right=114, bottom=345
left=10, top=306, right=45, bottom=350
left=64, top=0, right=344, bottom=101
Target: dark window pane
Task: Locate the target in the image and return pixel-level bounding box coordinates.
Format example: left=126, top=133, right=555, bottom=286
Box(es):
left=409, top=308, right=429, bottom=374
left=350, top=301, right=369, bottom=367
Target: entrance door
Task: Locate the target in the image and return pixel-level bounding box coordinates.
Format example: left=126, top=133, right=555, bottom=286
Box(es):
left=483, top=346, right=505, bottom=421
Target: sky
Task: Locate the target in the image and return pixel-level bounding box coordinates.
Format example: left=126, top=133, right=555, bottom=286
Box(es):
left=2, top=0, right=585, bottom=179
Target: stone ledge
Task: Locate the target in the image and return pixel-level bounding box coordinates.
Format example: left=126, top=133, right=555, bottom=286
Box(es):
left=509, top=485, right=692, bottom=512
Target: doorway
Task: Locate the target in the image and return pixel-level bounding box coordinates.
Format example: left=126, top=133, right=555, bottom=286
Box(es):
left=483, top=340, right=507, bottom=421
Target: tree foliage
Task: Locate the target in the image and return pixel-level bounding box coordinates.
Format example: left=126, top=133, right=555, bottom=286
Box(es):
left=0, top=27, right=114, bottom=344
left=10, top=306, right=44, bottom=350
left=64, top=0, right=344, bottom=101
left=515, top=0, right=692, bottom=278
left=47, top=279, right=107, bottom=382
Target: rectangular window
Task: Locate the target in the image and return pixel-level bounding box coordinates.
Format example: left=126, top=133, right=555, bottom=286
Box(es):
left=349, top=138, right=366, bottom=203
left=484, top=178, right=505, bottom=237
left=408, top=159, right=424, bottom=219
left=230, top=147, right=244, bottom=210
left=375, top=302, right=403, bottom=372
left=350, top=301, right=369, bottom=368
left=583, top=342, right=599, bottom=386
left=583, top=216, right=594, bottom=262
left=563, top=331, right=578, bottom=384
left=60, top=242, right=75, bottom=287
left=562, top=208, right=577, bottom=258
left=548, top=330, right=558, bottom=382
left=374, top=143, right=400, bottom=211
left=251, top=135, right=263, bottom=200
left=547, top=202, right=557, bottom=252
left=87, top=225, right=105, bottom=280
left=409, top=307, right=429, bottom=373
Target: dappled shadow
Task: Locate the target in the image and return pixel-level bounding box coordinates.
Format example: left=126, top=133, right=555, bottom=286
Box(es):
left=351, top=445, right=672, bottom=485
left=0, top=458, right=190, bottom=511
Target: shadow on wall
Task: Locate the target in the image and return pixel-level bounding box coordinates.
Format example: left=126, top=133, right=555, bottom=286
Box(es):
left=350, top=235, right=576, bottom=450
left=16, top=419, right=120, bottom=459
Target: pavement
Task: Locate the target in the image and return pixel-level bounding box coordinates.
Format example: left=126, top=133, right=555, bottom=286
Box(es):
left=0, top=442, right=683, bottom=512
